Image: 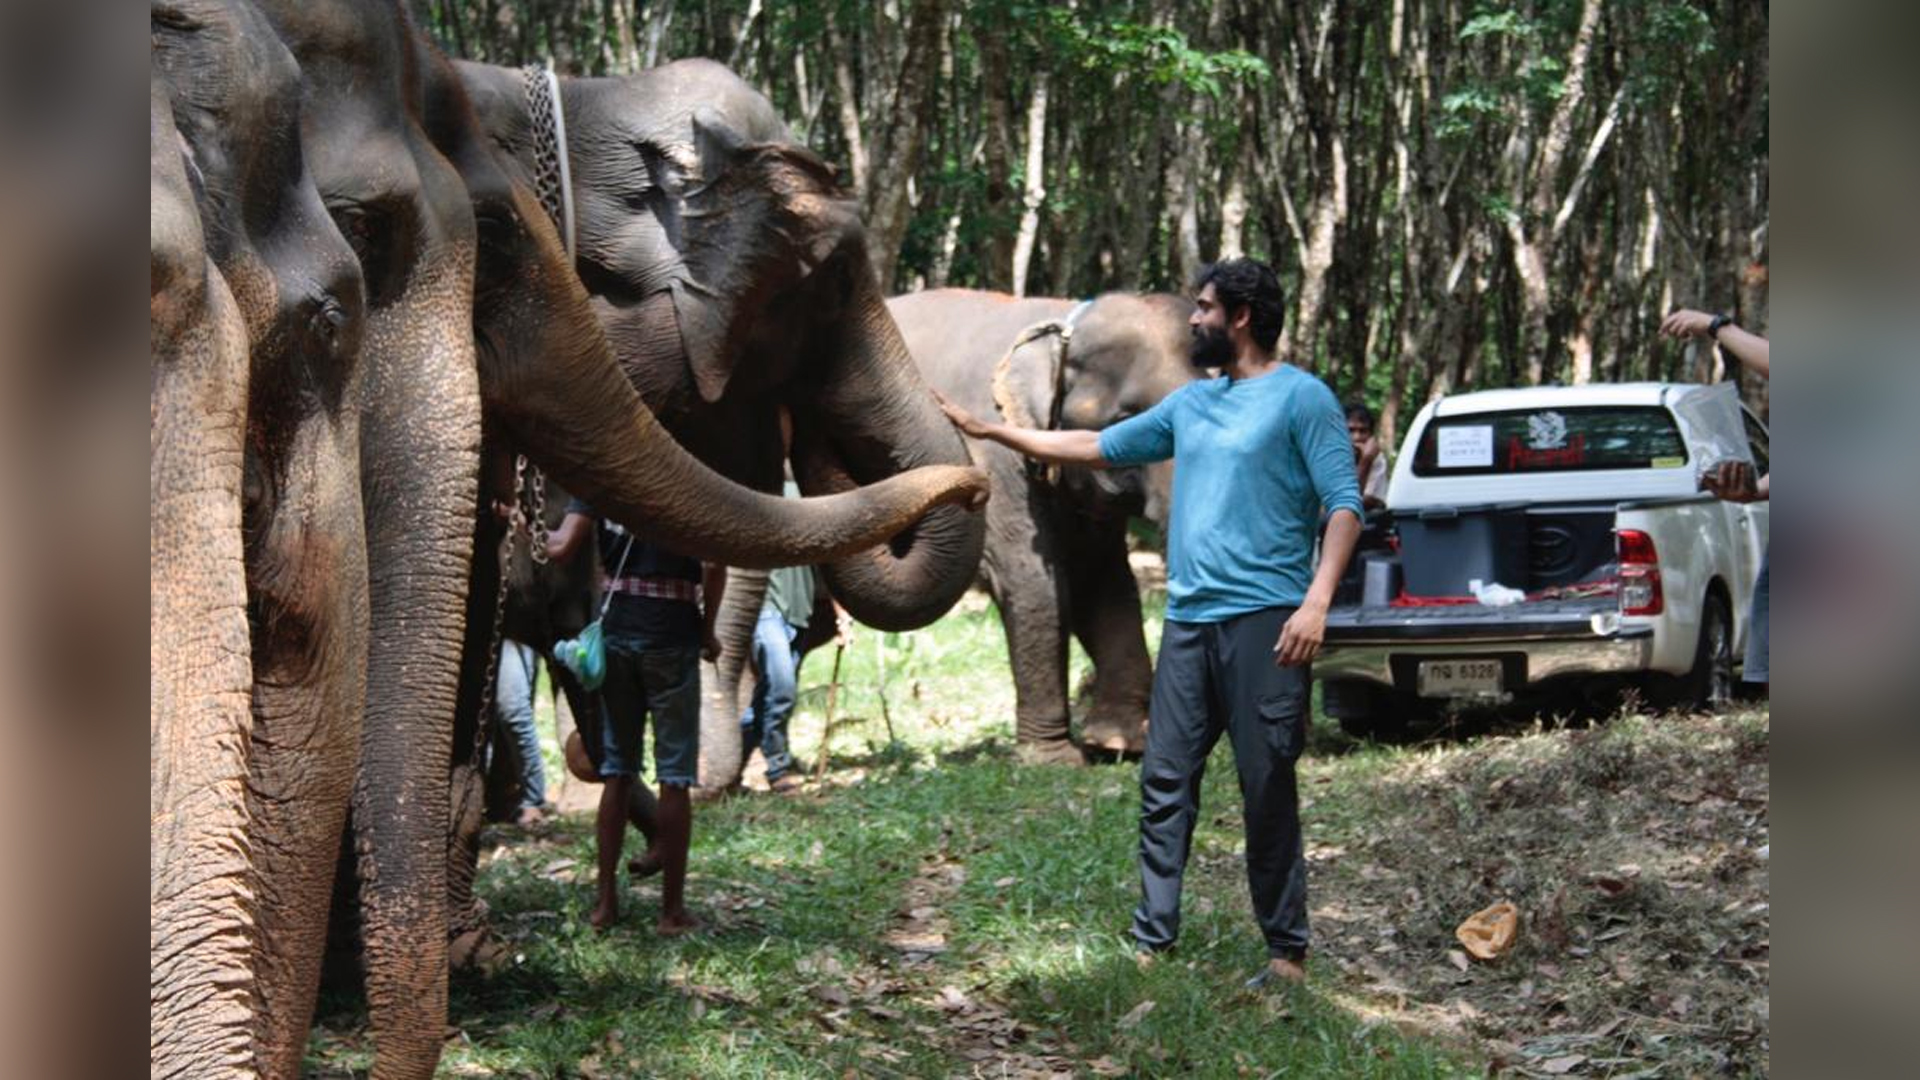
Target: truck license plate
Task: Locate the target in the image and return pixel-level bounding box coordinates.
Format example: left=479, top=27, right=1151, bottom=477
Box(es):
left=1417, top=659, right=1503, bottom=698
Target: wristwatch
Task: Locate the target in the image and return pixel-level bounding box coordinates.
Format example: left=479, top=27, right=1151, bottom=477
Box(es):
left=1706, top=313, right=1734, bottom=340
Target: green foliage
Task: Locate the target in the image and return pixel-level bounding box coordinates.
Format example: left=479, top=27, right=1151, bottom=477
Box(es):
left=1037, top=9, right=1269, bottom=97
left=1459, top=8, right=1536, bottom=41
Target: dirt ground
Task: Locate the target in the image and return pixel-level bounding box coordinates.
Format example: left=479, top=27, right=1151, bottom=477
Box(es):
left=1278, top=709, right=1770, bottom=1076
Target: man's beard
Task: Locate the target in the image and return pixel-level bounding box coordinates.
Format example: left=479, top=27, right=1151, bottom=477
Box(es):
left=1189, top=325, right=1233, bottom=370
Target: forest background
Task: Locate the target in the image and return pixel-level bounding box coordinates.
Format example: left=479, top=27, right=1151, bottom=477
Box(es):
left=417, top=0, right=1769, bottom=440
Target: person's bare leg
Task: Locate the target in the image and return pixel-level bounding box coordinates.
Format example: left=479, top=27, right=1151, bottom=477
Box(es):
left=591, top=774, right=631, bottom=929
left=654, top=782, right=699, bottom=935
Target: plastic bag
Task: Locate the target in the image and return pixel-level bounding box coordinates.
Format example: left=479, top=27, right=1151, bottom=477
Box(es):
left=1670, top=381, right=1754, bottom=483
left=553, top=618, right=607, bottom=691
left=1469, top=578, right=1526, bottom=607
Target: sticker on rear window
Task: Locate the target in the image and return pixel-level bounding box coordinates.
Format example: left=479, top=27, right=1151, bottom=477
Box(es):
left=1436, top=425, right=1494, bottom=468
left=1527, top=411, right=1569, bottom=449
left=1650, top=455, right=1685, bottom=469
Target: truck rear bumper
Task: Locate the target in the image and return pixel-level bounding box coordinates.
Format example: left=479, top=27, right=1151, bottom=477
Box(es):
left=1316, top=628, right=1654, bottom=689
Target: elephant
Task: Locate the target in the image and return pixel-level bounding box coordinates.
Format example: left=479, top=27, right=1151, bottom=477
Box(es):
left=150, top=2, right=987, bottom=1076
left=890, top=289, right=1197, bottom=762
left=453, top=59, right=989, bottom=794
left=151, top=2, right=371, bottom=1074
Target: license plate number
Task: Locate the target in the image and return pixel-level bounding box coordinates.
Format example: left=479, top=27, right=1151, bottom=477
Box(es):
left=1417, top=659, right=1503, bottom=698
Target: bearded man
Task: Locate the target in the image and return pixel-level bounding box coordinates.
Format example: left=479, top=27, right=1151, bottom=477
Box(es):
left=936, top=258, right=1362, bottom=987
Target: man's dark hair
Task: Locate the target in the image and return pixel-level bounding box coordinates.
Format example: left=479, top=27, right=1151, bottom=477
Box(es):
left=1345, top=401, right=1375, bottom=430
left=1194, top=258, right=1286, bottom=352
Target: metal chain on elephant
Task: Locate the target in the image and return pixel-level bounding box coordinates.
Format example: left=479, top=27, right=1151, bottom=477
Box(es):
left=515, top=63, right=577, bottom=566
left=514, top=453, right=550, bottom=565
left=469, top=454, right=539, bottom=769
left=518, top=62, right=576, bottom=262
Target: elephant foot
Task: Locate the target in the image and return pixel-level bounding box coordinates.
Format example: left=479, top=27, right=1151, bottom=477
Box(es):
left=1014, top=738, right=1088, bottom=767
left=1079, top=713, right=1148, bottom=757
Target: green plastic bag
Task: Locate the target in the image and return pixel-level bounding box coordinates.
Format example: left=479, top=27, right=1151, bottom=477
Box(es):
left=553, top=531, right=633, bottom=693
left=553, top=618, right=607, bottom=691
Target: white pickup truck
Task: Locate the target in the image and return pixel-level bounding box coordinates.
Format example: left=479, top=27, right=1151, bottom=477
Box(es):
left=1318, top=383, right=1769, bottom=739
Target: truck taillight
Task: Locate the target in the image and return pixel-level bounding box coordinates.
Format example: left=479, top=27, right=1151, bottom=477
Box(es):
left=1617, top=528, right=1663, bottom=616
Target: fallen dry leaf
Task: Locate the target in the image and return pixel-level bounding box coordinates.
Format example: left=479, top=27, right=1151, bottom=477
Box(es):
left=1541, top=1053, right=1586, bottom=1074
left=1456, top=900, right=1520, bottom=960
left=1116, top=999, right=1157, bottom=1029
left=1447, top=949, right=1470, bottom=973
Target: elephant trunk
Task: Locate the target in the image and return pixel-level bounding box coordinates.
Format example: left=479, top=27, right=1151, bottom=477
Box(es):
left=481, top=276, right=986, bottom=570
left=793, top=254, right=988, bottom=631
left=696, top=566, right=769, bottom=790
left=150, top=236, right=259, bottom=1079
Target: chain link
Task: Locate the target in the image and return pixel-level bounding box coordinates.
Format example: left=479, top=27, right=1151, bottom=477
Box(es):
left=520, top=64, right=567, bottom=240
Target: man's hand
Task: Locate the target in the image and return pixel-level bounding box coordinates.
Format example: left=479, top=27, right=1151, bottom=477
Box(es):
left=833, top=609, right=855, bottom=648
left=1275, top=601, right=1328, bottom=667
left=1659, top=308, right=1717, bottom=340
left=1700, top=460, right=1762, bottom=503
left=933, top=388, right=994, bottom=439
left=702, top=633, right=723, bottom=663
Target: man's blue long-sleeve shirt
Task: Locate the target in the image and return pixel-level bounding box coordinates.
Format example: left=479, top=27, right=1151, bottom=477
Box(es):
left=1097, top=365, right=1363, bottom=623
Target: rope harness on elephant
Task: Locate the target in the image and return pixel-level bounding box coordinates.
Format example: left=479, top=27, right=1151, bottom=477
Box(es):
left=988, top=299, right=1095, bottom=486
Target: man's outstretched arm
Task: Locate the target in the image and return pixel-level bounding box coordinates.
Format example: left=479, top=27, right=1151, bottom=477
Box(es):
left=934, top=389, right=1110, bottom=468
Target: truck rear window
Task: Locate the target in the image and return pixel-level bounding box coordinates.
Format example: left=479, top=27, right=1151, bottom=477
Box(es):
left=1410, top=406, right=1687, bottom=476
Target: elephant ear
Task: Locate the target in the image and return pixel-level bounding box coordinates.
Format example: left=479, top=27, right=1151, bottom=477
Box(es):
left=990, top=324, right=1071, bottom=434
left=671, top=113, right=861, bottom=404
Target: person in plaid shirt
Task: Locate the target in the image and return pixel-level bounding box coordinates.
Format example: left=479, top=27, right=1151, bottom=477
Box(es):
left=548, top=500, right=724, bottom=934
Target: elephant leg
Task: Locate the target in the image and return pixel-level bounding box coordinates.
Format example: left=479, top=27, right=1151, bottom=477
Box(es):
left=1063, top=519, right=1153, bottom=756
left=351, top=337, right=479, bottom=1080
left=982, top=458, right=1078, bottom=763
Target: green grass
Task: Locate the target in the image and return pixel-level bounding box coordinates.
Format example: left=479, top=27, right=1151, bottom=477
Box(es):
left=309, top=585, right=1767, bottom=1077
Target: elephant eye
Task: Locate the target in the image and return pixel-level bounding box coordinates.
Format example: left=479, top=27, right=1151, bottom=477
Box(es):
left=328, top=198, right=413, bottom=309
left=475, top=205, right=519, bottom=244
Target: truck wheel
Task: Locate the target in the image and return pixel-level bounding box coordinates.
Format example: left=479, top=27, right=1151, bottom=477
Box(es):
left=1323, top=680, right=1410, bottom=742
left=1658, top=593, right=1733, bottom=713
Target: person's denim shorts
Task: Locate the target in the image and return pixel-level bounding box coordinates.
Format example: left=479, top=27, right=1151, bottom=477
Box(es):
left=598, top=639, right=701, bottom=786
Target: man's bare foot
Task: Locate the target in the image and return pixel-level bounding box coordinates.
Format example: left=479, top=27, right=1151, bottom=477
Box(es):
left=655, top=910, right=703, bottom=937
left=1244, top=956, right=1306, bottom=989
left=626, top=850, right=665, bottom=878
left=588, top=898, right=619, bottom=931
left=515, top=805, right=546, bottom=829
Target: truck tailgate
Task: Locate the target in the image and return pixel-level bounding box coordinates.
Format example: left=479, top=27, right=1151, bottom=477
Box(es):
left=1325, top=595, right=1628, bottom=643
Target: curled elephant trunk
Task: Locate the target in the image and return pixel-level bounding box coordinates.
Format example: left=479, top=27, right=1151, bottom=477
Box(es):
left=481, top=271, right=987, bottom=571
left=792, top=253, right=988, bottom=631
